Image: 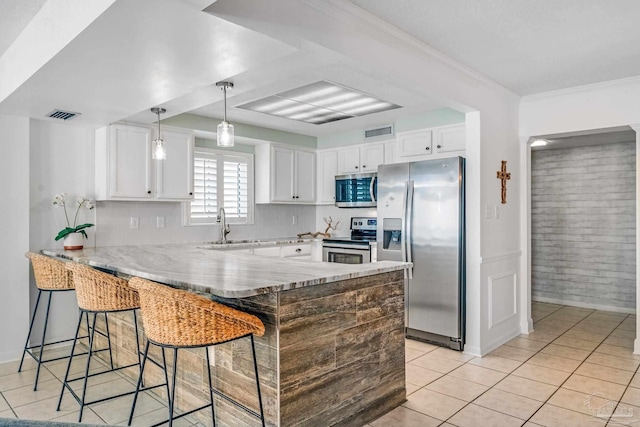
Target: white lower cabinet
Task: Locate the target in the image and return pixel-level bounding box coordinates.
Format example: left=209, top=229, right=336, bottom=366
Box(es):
left=256, top=144, right=316, bottom=204
left=240, top=242, right=315, bottom=259
left=95, top=123, right=194, bottom=201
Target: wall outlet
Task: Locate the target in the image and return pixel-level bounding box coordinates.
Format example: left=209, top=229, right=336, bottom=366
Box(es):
left=156, top=216, right=165, bottom=229
left=494, top=205, right=500, bottom=219
left=484, top=206, right=491, bottom=220
left=292, top=215, right=298, bottom=225
left=130, top=216, right=139, bottom=229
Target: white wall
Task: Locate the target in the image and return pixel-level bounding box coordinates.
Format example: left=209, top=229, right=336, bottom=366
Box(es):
left=519, top=76, right=640, bottom=353
left=29, top=119, right=96, bottom=347
left=0, top=114, right=30, bottom=362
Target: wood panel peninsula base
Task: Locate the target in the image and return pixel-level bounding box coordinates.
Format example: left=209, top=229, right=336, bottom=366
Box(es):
left=93, top=270, right=405, bottom=426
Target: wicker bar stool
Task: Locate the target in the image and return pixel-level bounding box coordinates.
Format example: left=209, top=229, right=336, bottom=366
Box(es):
left=20, top=253, right=91, bottom=391
left=57, top=263, right=143, bottom=422
left=128, top=277, right=266, bottom=427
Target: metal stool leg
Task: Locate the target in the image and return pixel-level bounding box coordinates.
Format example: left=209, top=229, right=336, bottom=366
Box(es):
left=128, top=340, right=151, bottom=426
left=77, top=312, right=98, bottom=422
left=205, top=347, right=216, bottom=427
left=168, top=348, right=179, bottom=427
left=18, top=289, right=42, bottom=373
left=57, top=310, right=84, bottom=411
left=133, top=310, right=143, bottom=387
left=104, top=312, right=114, bottom=370
left=33, top=290, right=53, bottom=391
left=250, top=335, right=265, bottom=427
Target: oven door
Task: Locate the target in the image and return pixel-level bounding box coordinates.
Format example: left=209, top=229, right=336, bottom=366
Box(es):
left=322, top=244, right=371, bottom=264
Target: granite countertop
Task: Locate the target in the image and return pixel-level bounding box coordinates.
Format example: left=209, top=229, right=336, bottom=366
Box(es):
left=42, top=240, right=409, bottom=298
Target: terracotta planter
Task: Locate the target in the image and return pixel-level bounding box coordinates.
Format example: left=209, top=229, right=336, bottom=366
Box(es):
left=63, top=232, right=84, bottom=250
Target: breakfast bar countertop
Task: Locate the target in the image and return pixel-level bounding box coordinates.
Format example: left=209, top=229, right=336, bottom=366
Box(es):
left=41, top=242, right=409, bottom=298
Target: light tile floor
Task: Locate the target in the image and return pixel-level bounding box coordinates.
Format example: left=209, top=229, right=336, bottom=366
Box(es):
left=0, top=303, right=638, bottom=426
left=367, top=303, right=640, bottom=427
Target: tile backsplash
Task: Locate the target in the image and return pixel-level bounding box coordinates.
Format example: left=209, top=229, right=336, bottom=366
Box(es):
left=95, top=201, right=316, bottom=247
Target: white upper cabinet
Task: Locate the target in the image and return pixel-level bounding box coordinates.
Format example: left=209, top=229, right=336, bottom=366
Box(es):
left=316, top=149, right=338, bottom=204
left=434, top=124, right=466, bottom=153
left=336, top=142, right=385, bottom=174
left=95, top=123, right=194, bottom=201
left=397, top=129, right=433, bottom=157
left=395, top=124, right=465, bottom=161
left=256, top=144, right=316, bottom=204
left=337, top=146, right=360, bottom=174
left=360, top=143, right=385, bottom=172
left=155, top=129, right=195, bottom=200
left=295, top=149, right=316, bottom=202
left=271, top=145, right=295, bottom=202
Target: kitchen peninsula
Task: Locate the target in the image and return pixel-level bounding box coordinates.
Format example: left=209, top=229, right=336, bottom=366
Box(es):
left=43, top=242, right=408, bottom=426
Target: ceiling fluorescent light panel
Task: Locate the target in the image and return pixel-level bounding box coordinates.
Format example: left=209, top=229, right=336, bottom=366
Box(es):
left=238, top=81, right=401, bottom=125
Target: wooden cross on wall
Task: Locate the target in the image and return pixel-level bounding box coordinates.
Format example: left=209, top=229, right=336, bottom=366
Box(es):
left=496, top=160, right=511, bottom=204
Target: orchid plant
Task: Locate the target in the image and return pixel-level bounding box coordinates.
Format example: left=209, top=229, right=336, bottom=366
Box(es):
left=52, top=193, right=95, bottom=241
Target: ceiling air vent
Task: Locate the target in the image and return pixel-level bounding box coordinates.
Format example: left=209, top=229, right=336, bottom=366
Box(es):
left=364, top=124, right=394, bottom=140
left=46, top=109, right=80, bottom=121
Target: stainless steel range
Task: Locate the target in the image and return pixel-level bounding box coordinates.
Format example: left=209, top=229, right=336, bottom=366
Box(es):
left=322, top=217, right=376, bottom=264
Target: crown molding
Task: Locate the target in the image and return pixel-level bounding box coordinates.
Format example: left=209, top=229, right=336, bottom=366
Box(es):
left=521, top=75, right=640, bottom=103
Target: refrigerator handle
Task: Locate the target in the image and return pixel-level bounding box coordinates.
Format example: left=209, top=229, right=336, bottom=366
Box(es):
left=401, top=180, right=408, bottom=265
left=406, top=180, right=414, bottom=279
left=370, top=176, right=376, bottom=202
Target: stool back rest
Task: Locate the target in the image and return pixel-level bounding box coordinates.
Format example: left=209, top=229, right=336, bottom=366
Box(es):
left=65, top=263, right=139, bottom=312
left=25, top=252, right=74, bottom=291
left=129, top=277, right=265, bottom=347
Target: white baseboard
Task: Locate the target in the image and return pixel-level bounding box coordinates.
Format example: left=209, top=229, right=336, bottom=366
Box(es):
left=533, top=296, right=636, bottom=315
left=520, top=318, right=533, bottom=334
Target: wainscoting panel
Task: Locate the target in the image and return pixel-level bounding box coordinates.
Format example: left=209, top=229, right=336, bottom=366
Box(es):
left=531, top=141, right=636, bottom=310
left=488, top=271, right=517, bottom=329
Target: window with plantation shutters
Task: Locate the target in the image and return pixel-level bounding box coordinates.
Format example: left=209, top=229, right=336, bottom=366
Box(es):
left=185, top=148, right=254, bottom=225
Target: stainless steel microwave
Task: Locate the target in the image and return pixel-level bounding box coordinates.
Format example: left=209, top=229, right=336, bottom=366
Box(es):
left=335, top=172, right=377, bottom=208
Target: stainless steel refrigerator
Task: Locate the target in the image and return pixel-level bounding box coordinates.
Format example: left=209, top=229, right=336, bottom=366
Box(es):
left=376, top=157, right=465, bottom=351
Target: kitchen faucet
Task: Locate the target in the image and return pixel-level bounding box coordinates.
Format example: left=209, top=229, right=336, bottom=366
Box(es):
left=216, top=207, right=231, bottom=243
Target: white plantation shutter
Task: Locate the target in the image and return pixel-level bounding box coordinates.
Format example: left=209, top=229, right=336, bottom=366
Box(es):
left=186, top=148, right=254, bottom=225
left=222, top=155, right=249, bottom=218
left=191, top=154, right=218, bottom=220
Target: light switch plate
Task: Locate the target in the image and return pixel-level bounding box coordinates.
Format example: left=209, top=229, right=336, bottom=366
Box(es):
left=130, top=217, right=139, bottom=229
left=157, top=216, right=165, bottom=228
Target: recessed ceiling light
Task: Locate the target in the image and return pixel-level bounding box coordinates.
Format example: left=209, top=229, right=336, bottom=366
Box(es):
left=237, top=81, right=402, bottom=125
left=531, top=139, right=548, bottom=147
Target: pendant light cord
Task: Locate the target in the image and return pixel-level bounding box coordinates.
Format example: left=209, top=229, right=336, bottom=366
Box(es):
left=223, top=85, right=227, bottom=122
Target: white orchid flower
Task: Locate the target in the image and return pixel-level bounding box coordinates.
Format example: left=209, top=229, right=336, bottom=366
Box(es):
left=52, top=193, right=66, bottom=206
left=52, top=192, right=95, bottom=242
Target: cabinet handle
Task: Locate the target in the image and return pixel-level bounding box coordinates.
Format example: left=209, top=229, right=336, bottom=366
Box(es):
left=426, top=147, right=430, bottom=151
left=295, top=248, right=302, bottom=253
left=362, top=165, right=367, bottom=168
left=355, top=165, right=358, bottom=169
left=147, top=190, right=152, bottom=194
left=437, top=145, right=442, bottom=149
left=189, top=192, right=193, bottom=196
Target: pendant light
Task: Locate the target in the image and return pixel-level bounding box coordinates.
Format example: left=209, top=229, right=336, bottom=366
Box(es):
left=216, top=81, right=234, bottom=147
left=151, top=107, right=167, bottom=160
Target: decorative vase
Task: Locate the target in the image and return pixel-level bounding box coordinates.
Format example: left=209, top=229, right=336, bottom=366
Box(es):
left=63, top=232, right=84, bottom=250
